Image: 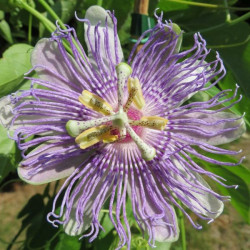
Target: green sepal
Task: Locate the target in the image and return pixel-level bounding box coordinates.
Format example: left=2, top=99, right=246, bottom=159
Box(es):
left=165, top=23, right=183, bottom=53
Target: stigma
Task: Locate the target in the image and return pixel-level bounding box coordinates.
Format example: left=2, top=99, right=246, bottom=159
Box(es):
left=66, top=63, right=168, bottom=161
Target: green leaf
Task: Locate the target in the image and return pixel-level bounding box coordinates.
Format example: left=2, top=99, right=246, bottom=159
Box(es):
left=0, top=0, right=12, bottom=12
left=0, top=44, right=33, bottom=98
left=39, top=0, right=78, bottom=37
left=158, top=0, right=189, bottom=12
left=0, top=125, right=20, bottom=184
left=92, top=228, right=116, bottom=250
left=98, top=212, right=114, bottom=239
left=0, top=125, right=14, bottom=157
left=163, top=3, right=250, bottom=99
left=6, top=194, right=45, bottom=249
left=103, top=0, right=134, bottom=29
left=163, top=2, right=226, bottom=32
left=203, top=21, right=250, bottom=99
left=150, top=241, right=172, bottom=250
left=208, top=166, right=249, bottom=224
left=219, top=70, right=250, bottom=130
left=0, top=19, right=13, bottom=44
left=0, top=10, right=4, bottom=20
left=53, top=0, right=78, bottom=23
left=55, top=234, right=81, bottom=250
left=10, top=190, right=62, bottom=249
left=204, top=85, right=250, bottom=129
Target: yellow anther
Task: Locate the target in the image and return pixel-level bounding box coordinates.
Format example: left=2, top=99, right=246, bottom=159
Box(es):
left=127, top=77, right=145, bottom=110
left=130, top=116, right=168, bottom=130
left=123, top=87, right=138, bottom=112
left=79, top=90, right=113, bottom=115
left=75, top=125, right=115, bottom=149
left=102, top=134, right=118, bottom=143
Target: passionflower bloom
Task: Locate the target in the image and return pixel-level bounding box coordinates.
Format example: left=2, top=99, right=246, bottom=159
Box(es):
left=0, top=5, right=246, bottom=249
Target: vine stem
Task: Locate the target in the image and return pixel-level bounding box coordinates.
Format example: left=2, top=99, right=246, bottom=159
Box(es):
left=28, top=13, right=32, bottom=44
left=177, top=205, right=187, bottom=250
left=230, top=11, right=250, bottom=25
left=0, top=179, right=22, bottom=192
left=16, top=0, right=74, bottom=51
left=223, top=0, right=231, bottom=22
left=97, top=0, right=103, bottom=6
left=185, top=11, right=250, bottom=35
left=18, top=0, right=56, bottom=32
left=38, top=0, right=67, bottom=30
left=16, top=0, right=83, bottom=56
left=165, top=0, right=250, bottom=11
left=38, top=0, right=85, bottom=58
left=101, top=209, right=116, bottom=215
left=207, top=35, right=250, bottom=49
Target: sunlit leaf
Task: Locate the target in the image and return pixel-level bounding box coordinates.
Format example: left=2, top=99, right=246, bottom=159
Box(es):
left=0, top=44, right=33, bottom=98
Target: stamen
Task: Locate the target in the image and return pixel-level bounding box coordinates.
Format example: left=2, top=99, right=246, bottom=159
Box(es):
left=129, top=116, right=168, bottom=130
left=127, top=77, right=145, bottom=109
left=116, top=63, right=132, bottom=108
left=125, top=124, right=156, bottom=161
left=66, top=116, right=115, bottom=137
left=102, top=134, right=118, bottom=143
left=123, top=87, right=138, bottom=112
left=75, top=125, right=117, bottom=149
left=73, top=75, right=158, bottom=159
left=79, top=90, right=114, bottom=115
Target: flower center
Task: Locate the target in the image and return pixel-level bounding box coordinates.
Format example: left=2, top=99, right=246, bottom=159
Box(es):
left=111, top=107, right=143, bottom=143
left=66, top=63, right=168, bottom=161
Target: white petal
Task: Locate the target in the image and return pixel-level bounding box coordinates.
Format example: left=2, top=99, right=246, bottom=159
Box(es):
left=63, top=193, right=92, bottom=236
left=31, top=38, right=84, bottom=92
left=172, top=157, right=224, bottom=219
left=18, top=142, right=88, bottom=185
left=127, top=180, right=179, bottom=242
left=0, top=96, right=13, bottom=128
left=64, top=175, right=112, bottom=236
left=172, top=60, right=210, bottom=107
left=173, top=111, right=246, bottom=146
left=153, top=207, right=179, bottom=242
left=84, top=6, right=123, bottom=67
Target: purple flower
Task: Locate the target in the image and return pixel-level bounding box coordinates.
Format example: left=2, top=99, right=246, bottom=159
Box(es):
left=0, top=5, right=245, bottom=249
